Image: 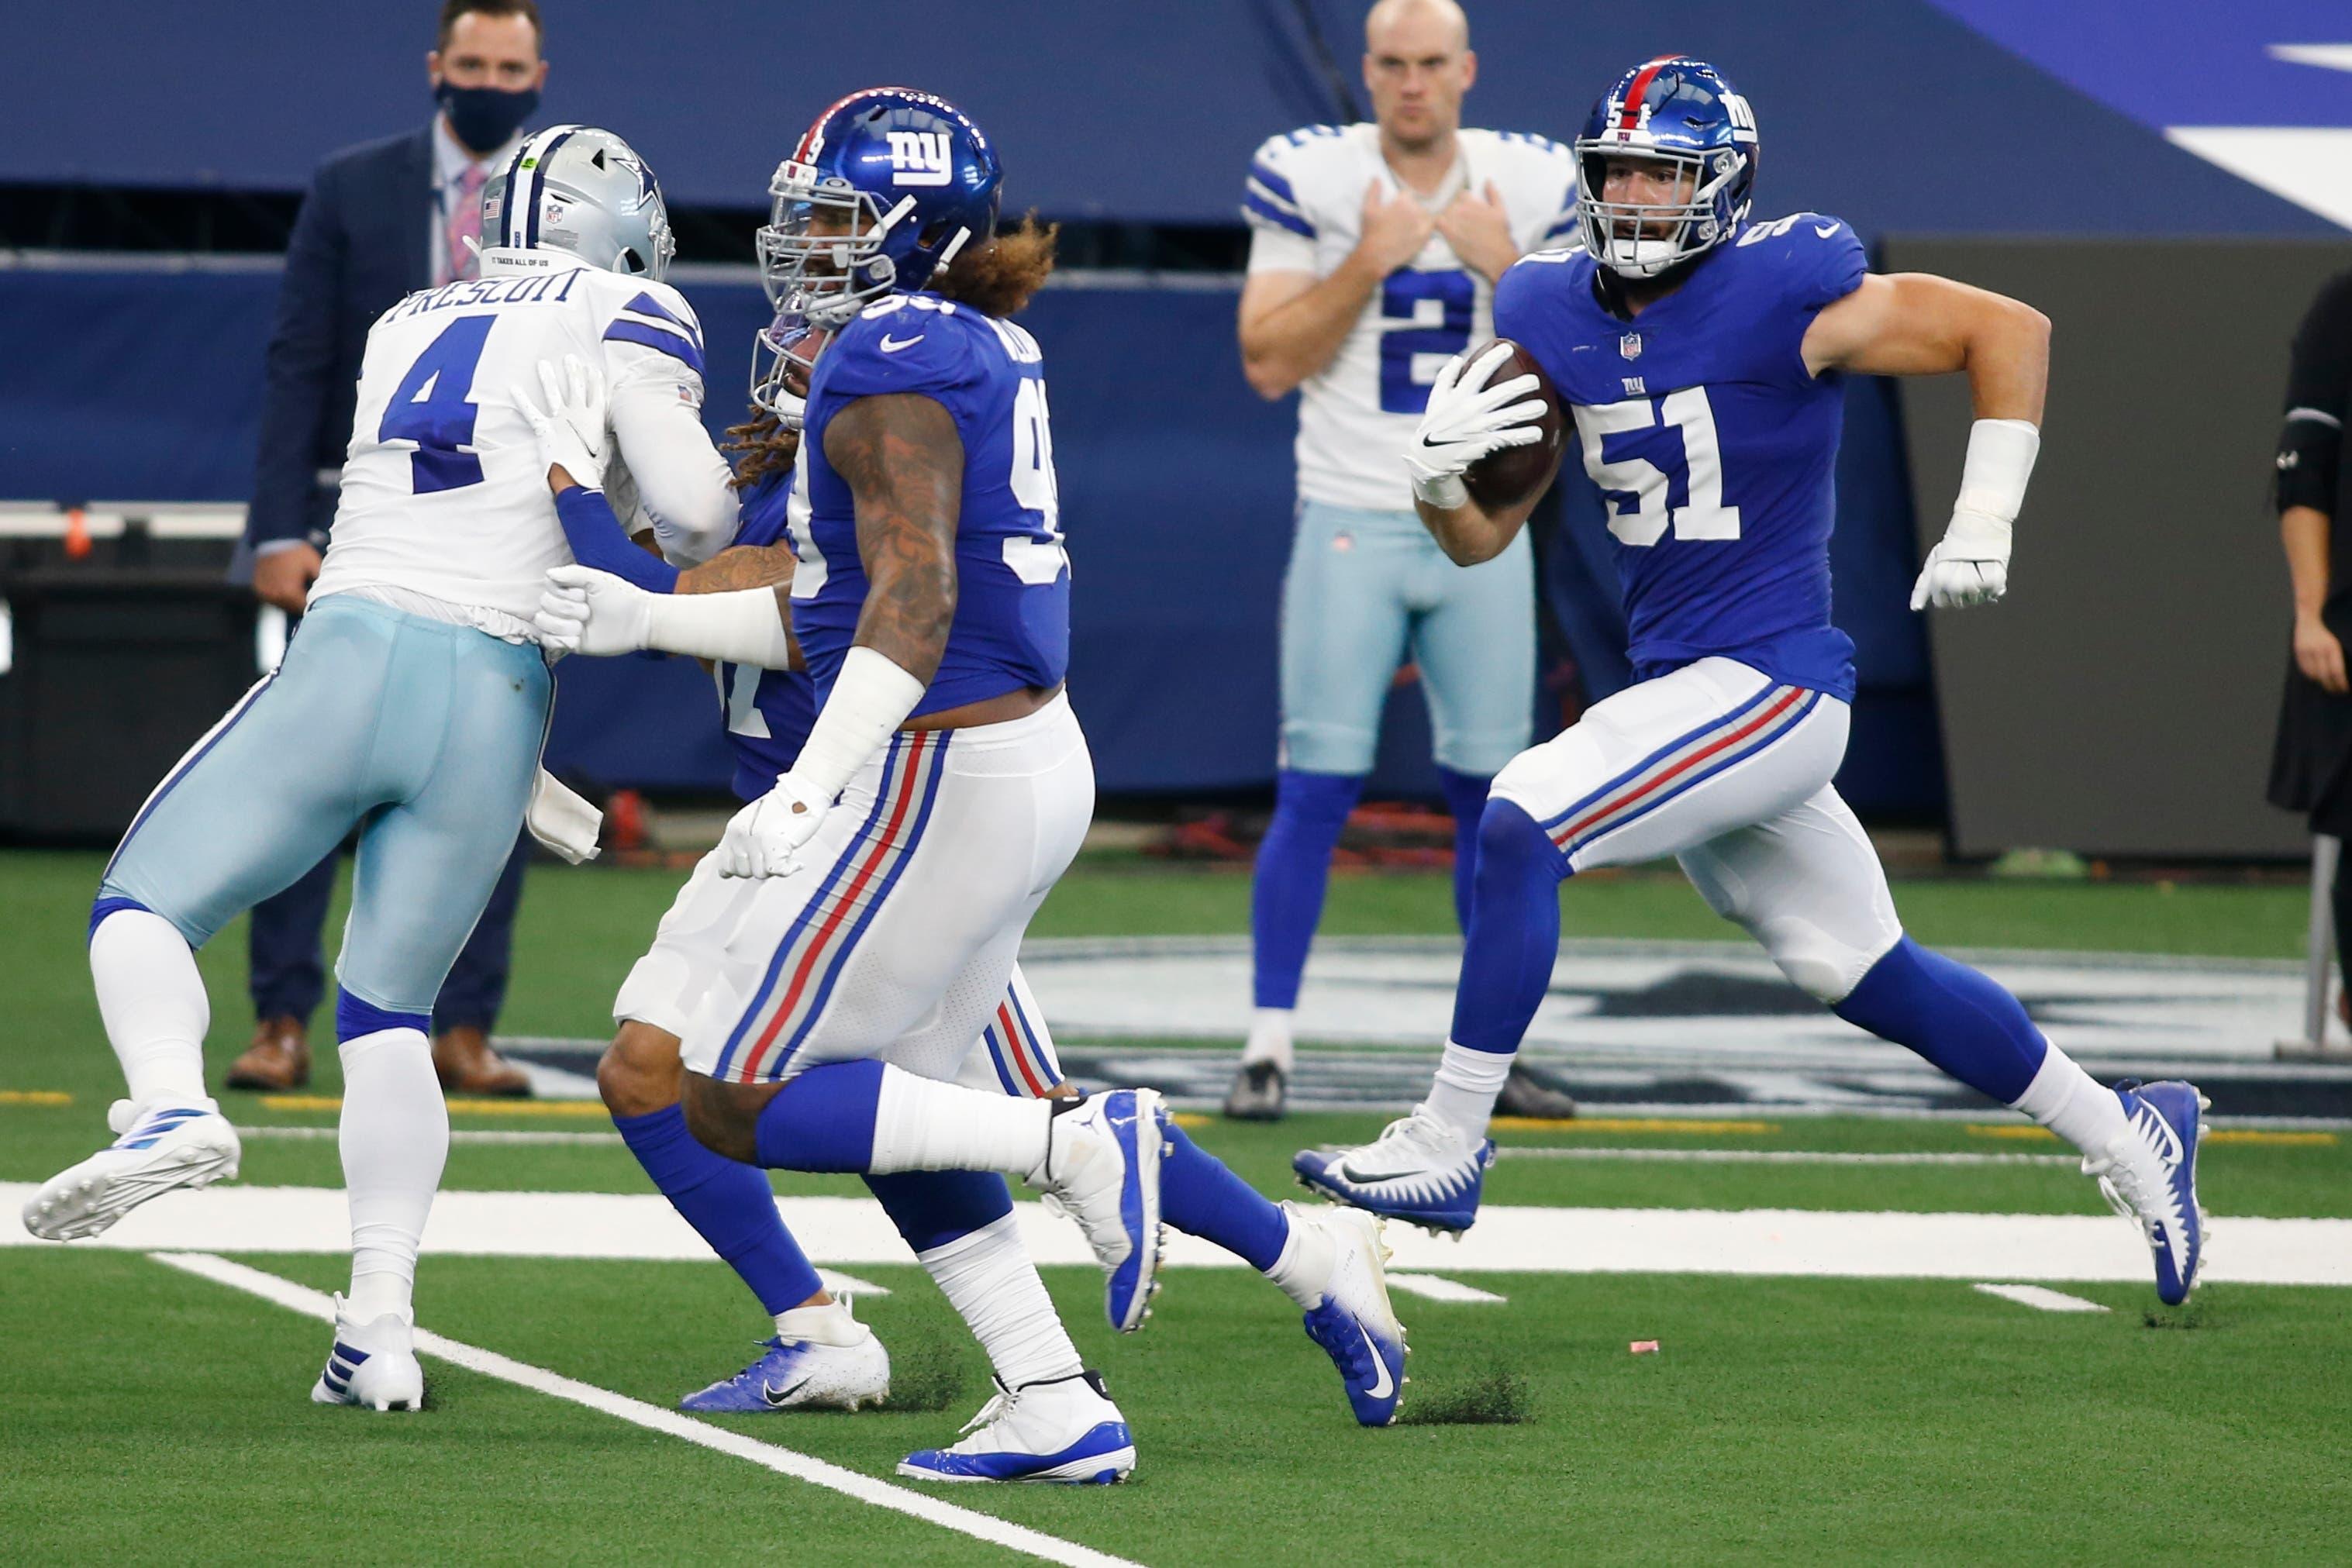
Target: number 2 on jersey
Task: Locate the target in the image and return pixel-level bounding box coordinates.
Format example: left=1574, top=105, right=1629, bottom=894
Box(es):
left=1574, top=387, right=1743, bottom=546
left=1378, top=270, right=1474, bottom=415
left=379, top=316, right=494, bottom=494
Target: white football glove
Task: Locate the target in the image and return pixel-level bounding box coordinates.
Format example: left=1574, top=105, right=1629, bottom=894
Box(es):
left=511, top=354, right=609, bottom=491
left=1909, top=511, right=2012, bottom=610
left=717, top=773, right=833, bottom=878
left=534, top=563, right=656, bottom=655
left=1402, top=341, right=1550, bottom=508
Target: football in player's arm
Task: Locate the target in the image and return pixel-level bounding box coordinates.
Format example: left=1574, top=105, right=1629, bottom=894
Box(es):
left=1409, top=260, right=2050, bottom=611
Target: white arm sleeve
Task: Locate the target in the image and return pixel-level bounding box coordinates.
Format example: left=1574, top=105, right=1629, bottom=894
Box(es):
left=639, top=587, right=797, bottom=670
left=607, top=372, right=737, bottom=568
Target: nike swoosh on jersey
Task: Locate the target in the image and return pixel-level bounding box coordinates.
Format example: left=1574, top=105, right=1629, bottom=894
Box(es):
left=760, top=1377, right=812, bottom=1407
left=879, top=333, right=925, bottom=353
left=1358, top=1325, right=1395, bottom=1398
left=1813, top=222, right=1840, bottom=237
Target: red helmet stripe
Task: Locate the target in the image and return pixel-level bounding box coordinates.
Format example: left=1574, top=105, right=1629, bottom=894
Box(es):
left=1616, top=55, right=1680, bottom=130
left=795, top=88, right=872, bottom=164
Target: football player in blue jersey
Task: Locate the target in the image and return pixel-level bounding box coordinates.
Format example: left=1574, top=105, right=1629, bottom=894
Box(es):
left=529, top=88, right=1416, bottom=1479
left=1296, top=57, right=2208, bottom=1305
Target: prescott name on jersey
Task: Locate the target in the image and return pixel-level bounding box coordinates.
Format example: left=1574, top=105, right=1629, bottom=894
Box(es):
left=316, top=257, right=733, bottom=630
left=792, top=291, right=1071, bottom=718
left=1495, top=213, right=1868, bottom=702
left=1244, top=123, right=1578, bottom=512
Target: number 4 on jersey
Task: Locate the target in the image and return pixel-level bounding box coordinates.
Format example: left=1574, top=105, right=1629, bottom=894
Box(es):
left=1574, top=386, right=1742, bottom=546
left=379, top=315, right=495, bottom=494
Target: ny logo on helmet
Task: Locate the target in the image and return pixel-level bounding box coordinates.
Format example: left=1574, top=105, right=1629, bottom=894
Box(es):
left=885, top=130, right=953, bottom=187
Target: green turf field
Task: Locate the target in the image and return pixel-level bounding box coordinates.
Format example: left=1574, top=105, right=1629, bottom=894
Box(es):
left=4, top=848, right=2348, bottom=1563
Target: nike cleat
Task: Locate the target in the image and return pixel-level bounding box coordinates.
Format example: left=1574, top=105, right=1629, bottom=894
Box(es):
left=1031, top=1089, right=1165, bottom=1332
left=1288, top=1202, right=1409, bottom=1426
left=898, top=1370, right=1136, bottom=1484
left=1294, top=1105, right=1495, bottom=1234
left=20, top=1098, right=241, bottom=1241
left=310, top=1297, right=425, bottom=1411
left=1223, top=1060, right=1288, bottom=1121
left=678, top=1300, right=891, bottom=1413
left=2087, top=1079, right=2209, bottom=1305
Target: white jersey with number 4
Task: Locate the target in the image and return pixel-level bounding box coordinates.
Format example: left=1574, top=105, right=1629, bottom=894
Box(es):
left=1243, top=123, right=1579, bottom=512
left=313, top=253, right=733, bottom=630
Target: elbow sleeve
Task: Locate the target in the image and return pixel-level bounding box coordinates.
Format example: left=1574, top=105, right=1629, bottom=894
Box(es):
left=2278, top=408, right=2342, bottom=514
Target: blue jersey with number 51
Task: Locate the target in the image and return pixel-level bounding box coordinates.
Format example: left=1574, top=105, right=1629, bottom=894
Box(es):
left=1496, top=214, right=1867, bottom=701
left=794, top=292, right=1070, bottom=717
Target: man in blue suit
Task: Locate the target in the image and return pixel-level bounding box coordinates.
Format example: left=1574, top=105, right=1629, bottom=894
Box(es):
left=229, top=0, right=550, bottom=1096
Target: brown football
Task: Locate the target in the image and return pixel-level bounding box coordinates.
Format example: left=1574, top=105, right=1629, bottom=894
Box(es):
left=1461, top=338, right=1566, bottom=513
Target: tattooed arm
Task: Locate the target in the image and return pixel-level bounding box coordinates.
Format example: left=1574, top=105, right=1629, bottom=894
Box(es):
left=675, top=544, right=802, bottom=673
left=821, top=392, right=963, bottom=684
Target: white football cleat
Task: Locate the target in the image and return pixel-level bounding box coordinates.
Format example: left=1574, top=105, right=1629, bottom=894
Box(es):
left=1029, top=1089, right=1165, bottom=1332
left=898, top=1370, right=1135, bottom=1484
left=20, top=1098, right=241, bottom=1241
left=1285, top=1202, right=1409, bottom=1426
left=1294, top=1104, right=1495, bottom=1234
left=678, top=1298, right=892, bottom=1413
left=311, top=1298, right=426, bottom=1412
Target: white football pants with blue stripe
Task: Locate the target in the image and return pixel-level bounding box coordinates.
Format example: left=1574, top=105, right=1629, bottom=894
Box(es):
left=101, top=593, right=553, bottom=1015
left=1490, top=656, right=1902, bottom=1003
left=676, top=694, right=1092, bottom=1088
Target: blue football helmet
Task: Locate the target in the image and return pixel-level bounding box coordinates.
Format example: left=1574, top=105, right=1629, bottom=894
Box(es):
left=750, top=87, right=1003, bottom=422
left=1574, top=57, right=1757, bottom=278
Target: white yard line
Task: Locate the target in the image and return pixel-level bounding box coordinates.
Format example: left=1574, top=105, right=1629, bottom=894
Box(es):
left=147, top=1253, right=1135, bottom=1568
left=1495, top=1146, right=2078, bottom=1167
left=9, top=1185, right=2347, bottom=1287
left=1973, top=1283, right=2112, bottom=1314
left=237, top=1125, right=624, bottom=1146
left=1386, top=1273, right=1509, bottom=1304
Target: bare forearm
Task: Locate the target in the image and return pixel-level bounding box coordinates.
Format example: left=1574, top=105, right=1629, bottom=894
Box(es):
left=2284, top=505, right=2333, bottom=617
left=678, top=543, right=793, bottom=595
left=1963, top=296, right=2051, bottom=424
left=1413, top=494, right=1527, bottom=566
left=1240, top=253, right=1385, bottom=398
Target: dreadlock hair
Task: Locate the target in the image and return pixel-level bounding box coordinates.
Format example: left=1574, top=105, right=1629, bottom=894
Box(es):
left=726, top=408, right=799, bottom=491
left=929, top=213, right=1058, bottom=318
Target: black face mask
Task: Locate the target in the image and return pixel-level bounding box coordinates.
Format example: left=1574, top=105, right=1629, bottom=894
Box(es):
left=436, top=81, right=539, bottom=155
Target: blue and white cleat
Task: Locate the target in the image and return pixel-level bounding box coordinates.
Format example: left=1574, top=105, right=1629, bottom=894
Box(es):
left=1293, top=1106, right=1495, bottom=1235
left=1032, top=1089, right=1166, bottom=1332
left=20, top=1098, right=241, bottom=1242
left=898, top=1370, right=1136, bottom=1484
left=678, top=1299, right=891, bottom=1412
left=1286, top=1203, right=1409, bottom=1426
left=2088, top=1079, right=2209, bottom=1305
left=310, top=1297, right=425, bottom=1411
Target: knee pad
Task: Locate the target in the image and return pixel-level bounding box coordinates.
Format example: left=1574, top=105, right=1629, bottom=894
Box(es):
left=1753, top=915, right=1894, bottom=1004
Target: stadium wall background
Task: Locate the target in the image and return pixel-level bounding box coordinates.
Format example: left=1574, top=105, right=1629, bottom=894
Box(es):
left=0, top=0, right=2343, bottom=843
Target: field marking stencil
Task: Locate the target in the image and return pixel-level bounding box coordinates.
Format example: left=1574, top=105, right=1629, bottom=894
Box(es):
left=9, top=1185, right=2346, bottom=1288
left=148, top=1252, right=1137, bottom=1568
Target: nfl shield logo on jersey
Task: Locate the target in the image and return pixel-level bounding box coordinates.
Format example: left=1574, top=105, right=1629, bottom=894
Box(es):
left=1619, top=332, right=1643, bottom=360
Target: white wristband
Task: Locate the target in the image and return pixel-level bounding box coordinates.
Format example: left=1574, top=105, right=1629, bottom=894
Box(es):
left=791, top=646, right=928, bottom=799
left=1954, top=417, right=2040, bottom=524
left=640, top=588, right=795, bottom=668
left=1412, top=472, right=1468, bottom=510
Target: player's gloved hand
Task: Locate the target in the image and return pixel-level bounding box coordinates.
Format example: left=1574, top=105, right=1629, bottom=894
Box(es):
left=1909, top=511, right=2011, bottom=610
left=535, top=563, right=656, bottom=654
left=512, top=354, right=609, bottom=492
left=717, top=773, right=832, bottom=878
left=1403, top=342, right=1549, bottom=509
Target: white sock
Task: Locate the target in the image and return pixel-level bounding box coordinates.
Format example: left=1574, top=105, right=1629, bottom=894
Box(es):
left=339, top=1028, right=448, bottom=1324
left=2011, top=1044, right=2128, bottom=1160
left=90, top=908, right=211, bottom=1107
left=1261, top=1201, right=1331, bottom=1309
left=868, top=1064, right=1052, bottom=1176
left=775, top=1298, right=864, bottom=1346
left=1241, top=1008, right=1295, bottom=1072
left=1424, top=1040, right=1512, bottom=1142
left=917, top=1211, right=1084, bottom=1388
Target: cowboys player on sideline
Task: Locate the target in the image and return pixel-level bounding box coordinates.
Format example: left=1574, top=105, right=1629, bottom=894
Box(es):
left=529, top=88, right=1414, bottom=1480
left=1231, top=0, right=1581, bottom=1120
left=22, top=127, right=742, bottom=1408
left=1297, top=57, right=2209, bottom=1305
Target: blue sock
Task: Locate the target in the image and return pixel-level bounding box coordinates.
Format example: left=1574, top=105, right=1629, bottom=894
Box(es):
left=1251, top=770, right=1366, bottom=1009
left=616, top=1104, right=821, bottom=1316
left=864, top=1170, right=1015, bottom=1255
left=1449, top=799, right=1566, bottom=1053
left=1158, top=1119, right=1288, bottom=1271
left=334, top=989, right=429, bottom=1044
left=1833, top=936, right=2048, bottom=1102
left=1436, top=767, right=1493, bottom=932
left=751, top=1060, right=885, bottom=1172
